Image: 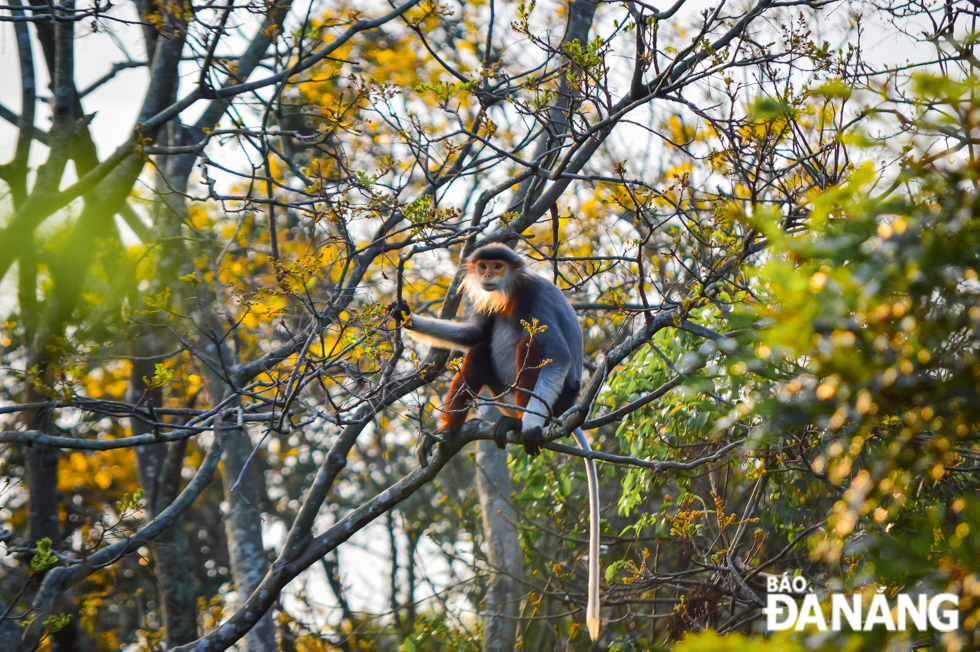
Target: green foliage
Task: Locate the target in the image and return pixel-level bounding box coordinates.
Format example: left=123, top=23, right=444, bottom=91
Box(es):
left=741, top=160, right=980, bottom=645
left=142, top=364, right=173, bottom=389
left=748, top=97, right=795, bottom=120
left=41, top=613, right=74, bottom=634
left=562, top=37, right=605, bottom=75
left=810, top=79, right=852, bottom=99
left=414, top=79, right=479, bottom=103
left=115, top=488, right=145, bottom=516
left=604, top=69, right=980, bottom=650
left=29, top=537, right=57, bottom=573
left=674, top=630, right=806, bottom=651
left=606, top=326, right=743, bottom=523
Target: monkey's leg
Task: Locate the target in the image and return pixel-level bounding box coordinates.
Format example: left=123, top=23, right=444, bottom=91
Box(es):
left=418, top=342, right=493, bottom=467
left=491, top=336, right=544, bottom=455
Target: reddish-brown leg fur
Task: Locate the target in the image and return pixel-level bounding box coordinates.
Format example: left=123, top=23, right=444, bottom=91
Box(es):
left=439, top=341, right=495, bottom=432
left=514, top=336, right=541, bottom=416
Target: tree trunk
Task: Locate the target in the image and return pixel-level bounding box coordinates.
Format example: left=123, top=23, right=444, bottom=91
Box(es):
left=128, top=353, right=200, bottom=647
left=158, top=125, right=278, bottom=649
left=475, top=440, right=524, bottom=652
left=0, top=598, right=21, bottom=650
left=220, top=421, right=276, bottom=651
left=509, top=0, right=599, bottom=214
left=24, top=404, right=60, bottom=547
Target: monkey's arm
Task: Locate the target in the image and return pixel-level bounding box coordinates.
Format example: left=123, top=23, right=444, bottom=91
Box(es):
left=404, top=315, right=486, bottom=350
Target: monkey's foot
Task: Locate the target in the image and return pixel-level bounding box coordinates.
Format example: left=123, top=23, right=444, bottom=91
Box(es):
left=521, top=426, right=544, bottom=457
left=417, top=427, right=453, bottom=468
left=491, top=417, right=544, bottom=457
left=491, top=416, right=522, bottom=450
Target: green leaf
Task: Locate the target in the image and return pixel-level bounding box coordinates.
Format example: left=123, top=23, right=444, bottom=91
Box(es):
left=30, top=537, right=57, bottom=573
left=748, top=97, right=793, bottom=120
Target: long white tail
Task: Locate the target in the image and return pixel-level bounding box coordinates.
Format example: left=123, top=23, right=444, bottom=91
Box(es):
left=571, top=427, right=600, bottom=640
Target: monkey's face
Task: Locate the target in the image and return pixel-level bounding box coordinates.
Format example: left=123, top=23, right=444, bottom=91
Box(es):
left=473, top=260, right=508, bottom=292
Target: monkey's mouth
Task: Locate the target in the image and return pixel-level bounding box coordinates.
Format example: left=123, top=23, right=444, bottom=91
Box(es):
left=480, top=282, right=500, bottom=291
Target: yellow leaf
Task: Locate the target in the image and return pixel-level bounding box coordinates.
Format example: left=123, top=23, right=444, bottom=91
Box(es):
left=95, top=471, right=112, bottom=490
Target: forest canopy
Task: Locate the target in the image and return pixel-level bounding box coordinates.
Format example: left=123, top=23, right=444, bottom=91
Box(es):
left=1, top=0, right=979, bottom=650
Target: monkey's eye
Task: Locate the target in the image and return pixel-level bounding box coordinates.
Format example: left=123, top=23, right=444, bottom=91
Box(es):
left=494, top=263, right=503, bottom=270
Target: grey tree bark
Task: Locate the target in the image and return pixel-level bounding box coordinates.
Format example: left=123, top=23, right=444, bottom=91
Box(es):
left=507, top=0, right=600, bottom=217
left=475, top=439, right=524, bottom=652
left=0, top=598, right=21, bottom=650
left=154, top=162, right=277, bottom=651
left=219, top=421, right=277, bottom=652
left=128, top=352, right=200, bottom=647
left=198, top=320, right=276, bottom=652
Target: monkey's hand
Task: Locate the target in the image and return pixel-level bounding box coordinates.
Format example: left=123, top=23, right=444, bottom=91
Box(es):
left=417, top=426, right=450, bottom=468
left=491, top=416, right=544, bottom=457
left=520, top=425, right=544, bottom=457
left=386, top=300, right=412, bottom=327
